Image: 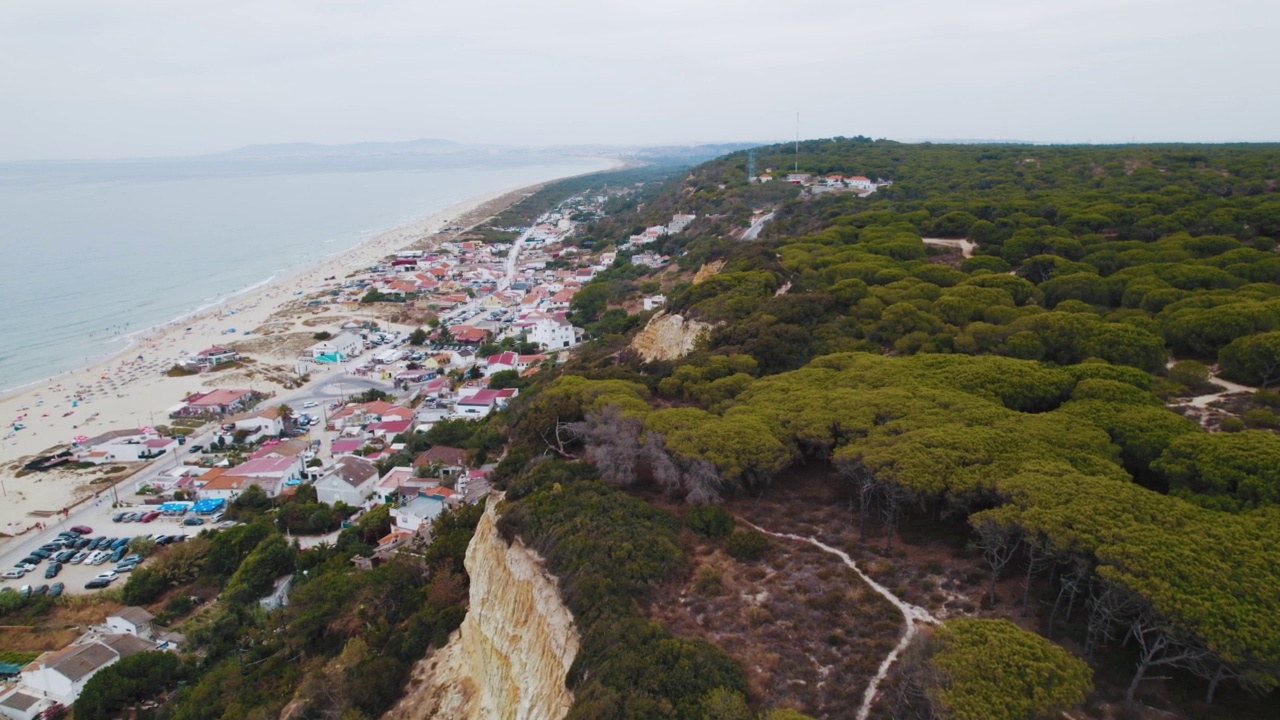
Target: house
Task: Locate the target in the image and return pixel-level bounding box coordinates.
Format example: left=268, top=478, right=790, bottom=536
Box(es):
left=787, top=173, right=811, bottom=185
left=17, top=634, right=155, bottom=707
left=222, top=455, right=304, bottom=497
left=449, top=325, right=487, bottom=345
left=74, top=429, right=165, bottom=464
left=391, top=494, right=447, bottom=533
left=196, top=470, right=252, bottom=501
left=170, top=389, right=257, bottom=418
left=329, top=401, right=413, bottom=430
left=642, top=294, right=666, bottom=311
left=106, top=607, right=154, bottom=638
left=183, top=346, right=240, bottom=371
left=846, top=175, right=874, bottom=190
left=0, top=690, right=46, bottom=720
left=314, top=456, right=380, bottom=507
left=413, top=445, right=468, bottom=476
left=528, top=313, right=575, bottom=350
left=668, top=213, right=697, bottom=234
left=330, top=439, right=366, bottom=457
left=484, top=351, right=519, bottom=376
left=229, top=406, right=285, bottom=443
left=309, top=332, right=363, bottom=362
left=453, top=388, right=517, bottom=419
left=376, top=466, right=429, bottom=503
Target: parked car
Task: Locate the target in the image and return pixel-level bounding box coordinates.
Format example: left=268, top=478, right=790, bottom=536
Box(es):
left=74, top=537, right=92, bottom=549
left=110, top=538, right=129, bottom=551
left=44, top=562, right=61, bottom=579
left=110, top=547, right=127, bottom=563
left=112, top=512, right=129, bottom=522
left=115, top=562, right=138, bottom=573
left=120, top=553, right=143, bottom=564
left=55, top=550, right=76, bottom=563
left=188, top=444, right=204, bottom=454
left=30, top=548, right=51, bottom=559
left=49, top=582, right=64, bottom=597
left=94, top=571, right=118, bottom=582
left=20, top=585, right=32, bottom=597
left=84, top=578, right=111, bottom=589
left=70, top=525, right=92, bottom=534
left=171, top=535, right=188, bottom=543
left=19, top=556, right=42, bottom=566
left=2, top=569, right=25, bottom=579
left=302, top=401, right=318, bottom=408
left=69, top=551, right=88, bottom=564
left=33, top=584, right=49, bottom=595
left=183, top=517, right=204, bottom=526
left=90, top=536, right=108, bottom=550
left=141, top=511, right=161, bottom=523
left=153, top=535, right=172, bottom=546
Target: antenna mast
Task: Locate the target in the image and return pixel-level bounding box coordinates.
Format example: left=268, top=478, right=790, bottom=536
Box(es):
left=794, top=112, right=800, bottom=172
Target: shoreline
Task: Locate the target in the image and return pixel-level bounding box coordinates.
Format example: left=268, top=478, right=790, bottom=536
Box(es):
left=1, top=158, right=621, bottom=402
left=1, top=158, right=622, bottom=529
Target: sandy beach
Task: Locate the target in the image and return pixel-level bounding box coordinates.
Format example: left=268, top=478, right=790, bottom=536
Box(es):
left=0, top=173, right=588, bottom=533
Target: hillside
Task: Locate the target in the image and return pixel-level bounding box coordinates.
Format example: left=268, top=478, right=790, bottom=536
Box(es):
left=490, top=139, right=1280, bottom=719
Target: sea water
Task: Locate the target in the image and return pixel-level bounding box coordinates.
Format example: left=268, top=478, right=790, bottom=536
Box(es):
left=0, top=152, right=610, bottom=391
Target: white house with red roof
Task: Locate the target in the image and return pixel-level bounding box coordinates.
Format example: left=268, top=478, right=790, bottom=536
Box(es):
left=528, top=313, right=576, bottom=350
left=846, top=175, right=874, bottom=190
left=484, top=351, right=519, bottom=376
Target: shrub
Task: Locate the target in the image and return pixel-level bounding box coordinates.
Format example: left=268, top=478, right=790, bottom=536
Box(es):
left=685, top=505, right=735, bottom=538
left=1221, top=417, right=1247, bottom=432
left=693, top=565, right=725, bottom=596
left=724, top=529, right=769, bottom=561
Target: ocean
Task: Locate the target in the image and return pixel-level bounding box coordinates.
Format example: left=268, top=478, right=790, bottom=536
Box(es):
left=0, top=152, right=610, bottom=392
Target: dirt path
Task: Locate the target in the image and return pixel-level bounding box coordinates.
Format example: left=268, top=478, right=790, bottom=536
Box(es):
left=921, top=237, right=975, bottom=258
left=741, top=519, right=938, bottom=720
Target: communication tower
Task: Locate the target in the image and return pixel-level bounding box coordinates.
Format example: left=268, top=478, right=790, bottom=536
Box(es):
left=747, top=149, right=756, bottom=182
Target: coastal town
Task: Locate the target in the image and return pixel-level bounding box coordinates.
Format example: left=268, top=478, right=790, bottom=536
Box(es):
left=0, top=180, right=715, bottom=718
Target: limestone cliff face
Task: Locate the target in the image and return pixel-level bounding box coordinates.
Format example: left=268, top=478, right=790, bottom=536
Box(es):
left=383, top=501, right=578, bottom=720
left=630, top=312, right=712, bottom=362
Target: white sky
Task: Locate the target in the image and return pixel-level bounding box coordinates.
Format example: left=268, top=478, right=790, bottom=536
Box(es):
left=1, top=0, right=1277, bottom=160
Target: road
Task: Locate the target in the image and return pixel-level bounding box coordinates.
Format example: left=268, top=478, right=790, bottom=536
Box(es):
left=742, top=212, right=774, bottom=241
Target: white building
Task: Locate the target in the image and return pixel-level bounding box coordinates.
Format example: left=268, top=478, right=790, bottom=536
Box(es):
left=642, top=294, right=667, bottom=311
left=309, top=332, right=364, bottom=361
left=105, top=607, right=154, bottom=638
left=14, top=634, right=155, bottom=708
left=846, top=175, right=874, bottom=190
left=668, top=214, right=697, bottom=234
left=528, top=315, right=575, bottom=350
left=314, top=456, right=380, bottom=507
left=391, top=494, right=447, bottom=533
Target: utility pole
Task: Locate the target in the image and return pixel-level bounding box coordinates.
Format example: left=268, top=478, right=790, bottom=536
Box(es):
left=795, top=111, right=800, bottom=173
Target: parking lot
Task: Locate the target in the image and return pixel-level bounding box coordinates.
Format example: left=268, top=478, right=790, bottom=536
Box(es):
left=0, top=503, right=208, bottom=597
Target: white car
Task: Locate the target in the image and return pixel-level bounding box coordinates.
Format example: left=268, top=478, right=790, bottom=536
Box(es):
left=2, top=569, right=25, bottom=579
left=94, top=571, right=118, bottom=582
left=302, top=401, right=318, bottom=408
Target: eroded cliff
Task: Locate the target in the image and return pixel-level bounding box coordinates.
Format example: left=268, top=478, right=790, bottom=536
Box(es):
left=630, top=311, right=713, bottom=362
left=383, top=501, right=578, bottom=720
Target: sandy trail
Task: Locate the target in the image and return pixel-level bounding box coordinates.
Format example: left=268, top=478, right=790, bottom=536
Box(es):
left=740, top=519, right=937, bottom=720
left=921, top=237, right=975, bottom=258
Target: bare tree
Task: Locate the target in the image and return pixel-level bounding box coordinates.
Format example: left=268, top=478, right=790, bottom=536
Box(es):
left=881, top=483, right=907, bottom=552
left=1019, top=536, right=1051, bottom=618
left=1047, top=556, right=1092, bottom=639
left=970, top=513, right=1021, bottom=606
left=1123, top=603, right=1213, bottom=705
left=569, top=406, right=643, bottom=486
left=682, top=456, right=725, bottom=505
left=639, top=430, right=682, bottom=496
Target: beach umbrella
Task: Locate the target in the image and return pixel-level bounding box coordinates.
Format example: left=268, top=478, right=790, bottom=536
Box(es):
left=73, top=435, right=89, bottom=444
left=140, top=425, right=155, bottom=434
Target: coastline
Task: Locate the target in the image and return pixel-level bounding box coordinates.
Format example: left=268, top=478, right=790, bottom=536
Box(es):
left=0, top=159, right=621, bottom=530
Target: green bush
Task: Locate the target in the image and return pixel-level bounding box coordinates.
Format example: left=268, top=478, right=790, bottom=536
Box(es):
left=685, top=504, right=735, bottom=538
left=724, top=529, right=769, bottom=561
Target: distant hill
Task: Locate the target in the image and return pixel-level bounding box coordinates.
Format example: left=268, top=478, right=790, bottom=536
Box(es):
left=213, top=138, right=471, bottom=159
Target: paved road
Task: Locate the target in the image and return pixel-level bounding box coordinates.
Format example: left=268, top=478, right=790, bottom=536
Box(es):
left=742, top=212, right=774, bottom=241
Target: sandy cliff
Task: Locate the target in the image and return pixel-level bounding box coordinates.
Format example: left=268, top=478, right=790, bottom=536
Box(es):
left=630, top=312, right=713, bottom=362
left=384, top=501, right=578, bottom=720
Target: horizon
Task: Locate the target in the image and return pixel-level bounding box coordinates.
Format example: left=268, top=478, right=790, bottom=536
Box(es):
left=2, top=1, right=1276, bottom=162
